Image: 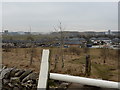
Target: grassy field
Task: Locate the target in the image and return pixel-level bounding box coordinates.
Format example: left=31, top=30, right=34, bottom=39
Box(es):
left=2, top=47, right=119, bottom=82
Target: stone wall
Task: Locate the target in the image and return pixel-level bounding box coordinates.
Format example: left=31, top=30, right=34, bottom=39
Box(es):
left=0, top=65, right=39, bottom=90
left=0, top=65, right=69, bottom=90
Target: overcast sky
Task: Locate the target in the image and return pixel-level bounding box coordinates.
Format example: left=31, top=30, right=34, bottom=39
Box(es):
left=2, top=2, right=118, bottom=33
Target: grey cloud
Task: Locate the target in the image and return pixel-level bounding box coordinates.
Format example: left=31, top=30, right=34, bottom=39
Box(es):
left=2, top=2, right=118, bottom=32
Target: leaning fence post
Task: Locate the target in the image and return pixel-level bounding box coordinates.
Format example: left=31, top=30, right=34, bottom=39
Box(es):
left=37, top=49, right=49, bottom=90
left=85, top=55, right=91, bottom=76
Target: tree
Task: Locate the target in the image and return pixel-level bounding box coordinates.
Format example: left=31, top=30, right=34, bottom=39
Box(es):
left=53, top=21, right=65, bottom=68
left=26, top=26, right=35, bottom=65
left=54, top=54, right=58, bottom=72
left=101, top=47, right=108, bottom=63
left=85, top=55, right=91, bottom=76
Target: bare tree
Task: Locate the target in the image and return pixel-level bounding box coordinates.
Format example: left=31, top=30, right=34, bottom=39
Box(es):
left=53, top=21, right=65, bottom=68
left=15, top=47, right=18, bottom=56
left=27, top=26, right=35, bottom=65
left=24, top=48, right=27, bottom=58
left=100, top=47, right=108, bottom=64
left=54, top=54, right=58, bottom=72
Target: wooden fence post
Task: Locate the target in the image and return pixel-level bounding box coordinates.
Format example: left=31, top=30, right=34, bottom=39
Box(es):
left=54, top=55, right=58, bottom=72
left=85, top=55, right=91, bottom=76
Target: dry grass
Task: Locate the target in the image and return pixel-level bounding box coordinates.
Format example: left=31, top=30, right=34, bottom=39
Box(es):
left=2, top=47, right=119, bottom=82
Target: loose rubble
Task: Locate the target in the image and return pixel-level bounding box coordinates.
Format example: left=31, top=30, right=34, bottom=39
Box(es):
left=0, top=65, right=39, bottom=90
left=0, top=65, right=70, bottom=90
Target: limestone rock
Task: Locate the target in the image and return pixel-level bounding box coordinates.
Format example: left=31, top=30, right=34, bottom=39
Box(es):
left=19, top=70, right=32, bottom=81
left=10, top=68, right=20, bottom=77
left=0, top=68, right=13, bottom=79
left=14, top=69, right=25, bottom=77
left=22, top=72, right=38, bottom=83
left=3, top=79, right=10, bottom=85
left=10, top=77, right=20, bottom=84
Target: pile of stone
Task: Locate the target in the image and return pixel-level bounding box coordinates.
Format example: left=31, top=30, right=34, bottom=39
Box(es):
left=49, top=80, right=70, bottom=89
left=0, top=65, right=70, bottom=90
left=0, top=65, right=39, bottom=90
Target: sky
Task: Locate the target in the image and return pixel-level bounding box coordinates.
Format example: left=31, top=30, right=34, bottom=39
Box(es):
left=2, top=2, right=118, bottom=33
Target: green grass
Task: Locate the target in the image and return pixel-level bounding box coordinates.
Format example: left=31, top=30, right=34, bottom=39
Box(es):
left=2, top=34, right=53, bottom=40
left=92, top=63, right=113, bottom=80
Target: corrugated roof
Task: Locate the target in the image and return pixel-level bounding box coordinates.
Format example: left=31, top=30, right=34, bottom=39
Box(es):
left=64, top=41, right=82, bottom=45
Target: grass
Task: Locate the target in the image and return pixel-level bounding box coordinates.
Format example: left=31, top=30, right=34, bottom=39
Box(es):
left=92, top=63, right=112, bottom=80
left=2, top=47, right=119, bottom=82
left=69, top=56, right=86, bottom=64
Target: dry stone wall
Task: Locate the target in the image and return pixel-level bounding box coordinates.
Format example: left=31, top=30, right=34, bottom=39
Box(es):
left=0, top=65, right=39, bottom=90
left=0, top=65, right=69, bottom=90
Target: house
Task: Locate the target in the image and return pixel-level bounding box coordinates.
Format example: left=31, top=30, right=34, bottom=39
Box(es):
left=90, top=37, right=97, bottom=42
left=97, top=37, right=112, bottom=45
left=79, top=38, right=86, bottom=42
left=90, top=37, right=101, bottom=45
left=90, top=37, right=111, bottom=45
left=64, top=38, right=83, bottom=48
left=64, top=41, right=82, bottom=48
left=112, top=38, right=120, bottom=45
